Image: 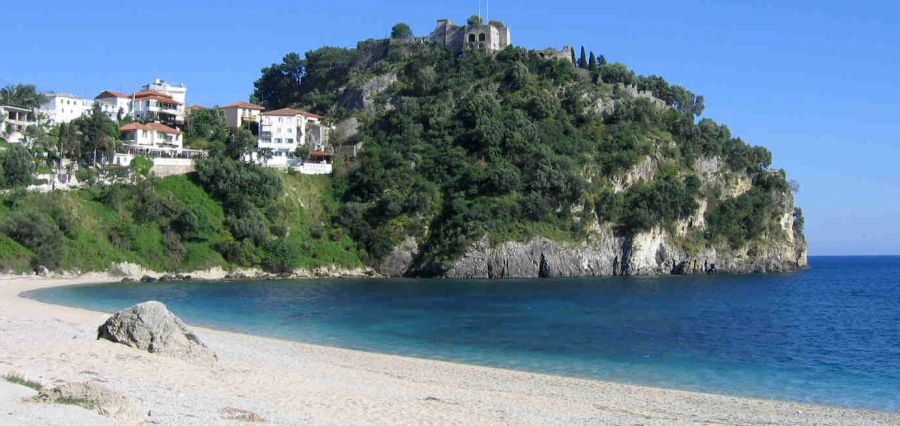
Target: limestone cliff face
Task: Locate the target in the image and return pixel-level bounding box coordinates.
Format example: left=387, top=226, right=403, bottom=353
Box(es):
left=438, top=220, right=806, bottom=279
left=378, top=154, right=808, bottom=279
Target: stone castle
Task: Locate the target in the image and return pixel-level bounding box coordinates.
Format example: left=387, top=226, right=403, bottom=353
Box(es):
left=428, top=18, right=511, bottom=53
left=425, top=17, right=573, bottom=64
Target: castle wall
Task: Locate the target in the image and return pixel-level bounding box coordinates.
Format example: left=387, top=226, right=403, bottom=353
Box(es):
left=430, top=19, right=510, bottom=53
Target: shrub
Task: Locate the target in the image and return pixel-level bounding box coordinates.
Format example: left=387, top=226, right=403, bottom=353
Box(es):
left=261, top=238, right=300, bottom=273
left=2, top=145, right=34, bottom=186
left=130, top=156, right=153, bottom=178
left=1, top=210, right=64, bottom=269
left=225, top=205, right=267, bottom=243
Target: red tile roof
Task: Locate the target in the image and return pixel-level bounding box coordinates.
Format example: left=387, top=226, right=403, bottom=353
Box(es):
left=261, top=107, right=325, bottom=119
left=120, top=122, right=183, bottom=135
left=299, top=110, right=325, bottom=119
left=223, top=101, right=265, bottom=110
left=95, top=90, right=128, bottom=99
left=130, top=90, right=182, bottom=105
left=309, top=150, right=333, bottom=157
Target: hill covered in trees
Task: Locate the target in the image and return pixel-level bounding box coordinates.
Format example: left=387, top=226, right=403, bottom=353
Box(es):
left=252, top=30, right=807, bottom=277
left=0, top=25, right=806, bottom=277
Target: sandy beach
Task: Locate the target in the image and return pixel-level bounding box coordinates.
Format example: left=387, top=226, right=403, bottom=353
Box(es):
left=1, top=275, right=897, bottom=425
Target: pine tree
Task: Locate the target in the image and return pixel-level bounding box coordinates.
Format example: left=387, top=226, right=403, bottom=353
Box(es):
left=570, top=47, right=576, bottom=64
left=599, top=54, right=607, bottom=66
left=588, top=52, right=597, bottom=71
left=578, top=46, right=587, bottom=68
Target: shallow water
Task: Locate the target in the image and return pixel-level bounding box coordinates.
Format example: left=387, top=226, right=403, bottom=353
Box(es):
left=23, top=256, right=900, bottom=411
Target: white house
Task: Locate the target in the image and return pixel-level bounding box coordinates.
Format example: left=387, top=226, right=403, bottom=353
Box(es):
left=222, top=101, right=265, bottom=128
left=94, top=90, right=132, bottom=121
left=120, top=122, right=183, bottom=149
left=256, top=107, right=326, bottom=167
left=38, top=93, right=94, bottom=124
left=141, top=79, right=187, bottom=105
left=130, top=90, right=185, bottom=128
left=0, top=105, right=37, bottom=143
left=93, top=80, right=188, bottom=128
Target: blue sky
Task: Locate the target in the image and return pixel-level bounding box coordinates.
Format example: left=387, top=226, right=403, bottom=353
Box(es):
left=2, top=0, right=898, bottom=255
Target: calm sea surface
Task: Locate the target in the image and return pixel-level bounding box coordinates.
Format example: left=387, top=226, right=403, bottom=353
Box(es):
left=23, top=256, right=900, bottom=411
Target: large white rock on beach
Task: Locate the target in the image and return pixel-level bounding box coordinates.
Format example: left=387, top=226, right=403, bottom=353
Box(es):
left=97, top=301, right=217, bottom=365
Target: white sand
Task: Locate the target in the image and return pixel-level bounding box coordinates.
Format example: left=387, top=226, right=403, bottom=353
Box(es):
left=0, top=275, right=897, bottom=425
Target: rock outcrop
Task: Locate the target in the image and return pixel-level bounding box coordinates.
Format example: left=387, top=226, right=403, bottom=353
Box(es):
left=379, top=236, right=419, bottom=277
left=337, top=72, right=398, bottom=115
left=34, top=382, right=144, bottom=425
left=97, top=301, right=218, bottom=365
left=440, top=228, right=806, bottom=279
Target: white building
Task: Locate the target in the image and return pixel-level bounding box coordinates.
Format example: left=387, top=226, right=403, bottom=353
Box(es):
left=257, top=107, right=326, bottom=167
left=94, top=90, right=132, bottom=121
left=38, top=93, right=94, bottom=124
left=93, top=80, right=188, bottom=128
left=120, top=122, right=183, bottom=149
left=130, top=90, right=185, bottom=128
left=141, top=79, right=187, bottom=105
left=0, top=105, right=37, bottom=143
left=222, top=101, right=265, bottom=128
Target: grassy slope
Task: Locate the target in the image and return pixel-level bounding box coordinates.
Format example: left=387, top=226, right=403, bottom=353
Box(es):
left=0, top=172, right=362, bottom=273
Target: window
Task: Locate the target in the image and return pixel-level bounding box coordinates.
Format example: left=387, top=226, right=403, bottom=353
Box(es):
left=468, top=34, right=476, bottom=42
left=479, top=33, right=486, bottom=41
left=275, top=138, right=282, bottom=143
left=286, top=138, right=293, bottom=144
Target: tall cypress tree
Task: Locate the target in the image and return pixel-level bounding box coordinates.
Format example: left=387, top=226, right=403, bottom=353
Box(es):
left=578, top=46, right=587, bottom=68
left=599, top=54, right=607, bottom=66
left=570, top=47, right=576, bottom=64
left=588, top=52, right=597, bottom=71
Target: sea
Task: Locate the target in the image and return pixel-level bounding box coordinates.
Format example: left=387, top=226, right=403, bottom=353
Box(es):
left=22, top=256, right=900, bottom=412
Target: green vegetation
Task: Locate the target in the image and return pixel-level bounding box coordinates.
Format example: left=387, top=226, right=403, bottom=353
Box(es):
left=0, top=36, right=800, bottom=275
left=1, top=84, right=48, bottom=109
left=0, top=171, right=362, bottom=273
left=3, top=372, right=43, bottom=391
left=2, top=144, right=34, bottom=186
left=185, top=107, right=228, bottom=149
left=256, top=40, right=796, bottom=272
left=390, top=23, right=413, bottom=40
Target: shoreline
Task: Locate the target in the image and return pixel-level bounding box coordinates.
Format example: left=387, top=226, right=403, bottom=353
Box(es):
left=1, top=275, right=897, bottom=425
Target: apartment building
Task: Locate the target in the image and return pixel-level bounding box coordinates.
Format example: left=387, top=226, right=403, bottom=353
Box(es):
left=141, top=79, right=187, bottom=105
left=130, top=90, right=185, bottom=128
left=257, top=107, right=326, bottom=167
left=93, top=79, right=188, bottom=128
left=38, top=93, right=94, bottom=124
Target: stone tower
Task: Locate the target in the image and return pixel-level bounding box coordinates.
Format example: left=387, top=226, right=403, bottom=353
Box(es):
left=429, top=18, right=511, bottom=53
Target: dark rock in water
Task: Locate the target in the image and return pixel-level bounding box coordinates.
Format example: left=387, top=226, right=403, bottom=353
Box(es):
left=120, top=277, right=135, bottom=283
left=97, top=301, right=217, bottom=365
left=139, top=275, right=157, bottom=283
left=159, top=274, right=176, bottom=282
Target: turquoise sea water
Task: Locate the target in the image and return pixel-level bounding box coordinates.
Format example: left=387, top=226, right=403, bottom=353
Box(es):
left=22, top=256, right=900, bottom=411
